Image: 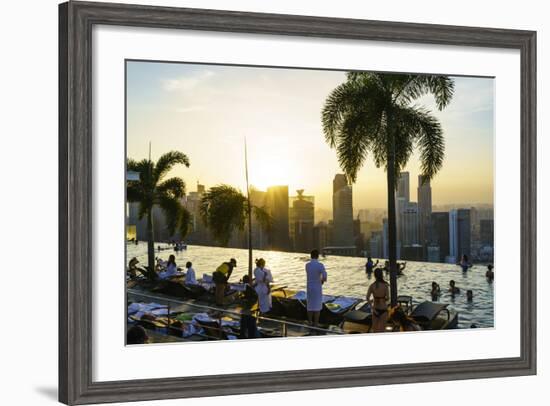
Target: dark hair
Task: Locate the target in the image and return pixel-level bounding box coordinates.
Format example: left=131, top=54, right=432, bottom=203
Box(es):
left=367, top=256, right=372, bottom=261
left=127, top=325, right=148, bottom=344
left=431, top=282, right=438, bottom=288
left=374, top=268, right=385, bottom=284
left=466, top=289, right=473, bottom=299
left=487, top=264, right=494, bottom=270
left=185, top=261, right=192, bottom=268
left=230, top=258, right=237, bottom=266
left=449, top=280, right=455, bottom=286
left=167, top=254, right=176, bottom=266
left=242, top=274, right=250, bottom=284
left=462, top=254, right=469, bottom=262
left=310, top=249, right=319, bottom=259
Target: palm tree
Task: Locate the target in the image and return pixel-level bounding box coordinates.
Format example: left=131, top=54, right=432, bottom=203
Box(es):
left=199, top=184, right=272, bottom=281
left=322, top=72, right=454, bottom=306
left=127, top=151, right=191, bottom=278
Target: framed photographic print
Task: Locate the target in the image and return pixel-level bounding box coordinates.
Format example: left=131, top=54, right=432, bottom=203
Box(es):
left=59, top=1, right=536, bottom=404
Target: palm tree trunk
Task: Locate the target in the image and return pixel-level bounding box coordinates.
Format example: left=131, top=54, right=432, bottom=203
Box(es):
left=387, top=136, right=398, bottom=307
left=147, top=210, right=155, bottom=279
left=248, top=214, right=253, bottom=282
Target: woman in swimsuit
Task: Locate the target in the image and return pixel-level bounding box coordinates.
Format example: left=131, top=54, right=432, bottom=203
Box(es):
left=366, top=268, right=390, bottom=333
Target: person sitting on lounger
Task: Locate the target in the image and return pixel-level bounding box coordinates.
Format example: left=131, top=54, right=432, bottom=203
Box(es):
left=366, top=268, right=390, bottom=333
left=158, top=254, right=178, bottom=280
left=184, top=261, right=197, bottom=285
left=128, top=257, right=139, bottom=278
left=390, top=306, right=421, bottom=332
left=448, top=280, right=460, bottom=295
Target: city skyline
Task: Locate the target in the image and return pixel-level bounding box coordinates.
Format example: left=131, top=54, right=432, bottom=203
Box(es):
left=127, top=61, right=494, bottom=211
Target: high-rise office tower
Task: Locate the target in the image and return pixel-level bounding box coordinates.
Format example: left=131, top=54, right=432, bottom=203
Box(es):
left=266, top=185, right=290, bottom=251
left=332, top=174, right=354, bottom=247
left=449, top=209, right=458, bottom=263
left=289, top=189, right=315, bottom=253
left=402, top=202, right=419, bottom=246
left=417, top=175, right=432, bottom=248
left=395, top=172, right=410, bottom=246
left=369, top=231, right=383, bottom=258
left=250, top=189, right=268, bottom=249
left=431, top=211, right=450, bottom=262
left=480, top=219, right=494, bottom=246
left=449, top=208, right=471, bottom=262
left=457, top=208, right=472, bottom=258
left=397, top=172, right=410, bottom=201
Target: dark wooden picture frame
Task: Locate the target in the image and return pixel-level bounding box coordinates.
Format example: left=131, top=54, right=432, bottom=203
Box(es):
left=59, top=1, right=537, bottom=404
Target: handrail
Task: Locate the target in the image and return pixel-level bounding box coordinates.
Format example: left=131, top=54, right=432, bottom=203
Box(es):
left=127, top=289, right=345, bottom=336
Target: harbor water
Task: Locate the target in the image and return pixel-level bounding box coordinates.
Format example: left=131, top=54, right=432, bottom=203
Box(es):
left=127, top=242, right=494, bottom=329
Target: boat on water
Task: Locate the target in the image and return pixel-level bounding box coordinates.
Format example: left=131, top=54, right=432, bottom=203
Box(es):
left=126, top=272, right=459, bottom=342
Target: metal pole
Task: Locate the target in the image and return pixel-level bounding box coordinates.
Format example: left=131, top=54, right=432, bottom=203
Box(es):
left=244, top=138, right=253, bottom=282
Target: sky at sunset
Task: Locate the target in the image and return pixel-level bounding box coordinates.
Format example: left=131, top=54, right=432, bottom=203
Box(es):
left=126, top=60, right=494, bottom=211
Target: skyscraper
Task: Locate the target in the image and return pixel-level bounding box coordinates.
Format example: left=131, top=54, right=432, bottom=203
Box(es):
left=480, top=219, right=494, bottom=246
left=266, top=185, right=291, bottom=251
left=417, top=175, right=432, bottom=249
left=402, top=202, right=419, bottom=246
left=457, top=209, right=472, bottom=258
left=369, top=231, right=383, bottom=258
left=332, top=174, right=354, bottom=247
left=449, top=208, right=471, bottom=262
left=313, top=221, right=330, bottom=251
left=395, top=172, right=410, bottom=247
left=250, top=189, right=268, bottom=249
left=289, top=189, right=314, bottom=253
left=430, top=211, right=450, bottom=262
left=397, top=172, right=410, bottom=201
left=448, top=209, right=458, bottom=263
left=185, top=183, right=214, bottom=246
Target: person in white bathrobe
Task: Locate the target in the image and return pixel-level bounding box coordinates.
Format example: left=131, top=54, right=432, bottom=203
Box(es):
left=253, top=258, right=273, bottom=314
left=305, top=249, right=327, bottom=327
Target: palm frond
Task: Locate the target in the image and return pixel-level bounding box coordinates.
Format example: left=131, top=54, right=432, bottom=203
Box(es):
left=157, top=177, right=186, bottom=199
left=395, top=105, right=445, bottom=180
left=199, top=185, right=246, bottom=246
left=157, top=195, right=181, bottom=236
left=394, top=75, right=454, bottom=110
left=251, top=205, right=273, bottom=233
left=153, top=151, right=190, bottom=182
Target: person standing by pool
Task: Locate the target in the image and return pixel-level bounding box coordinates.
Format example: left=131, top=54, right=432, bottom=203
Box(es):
left=305, top=249, right=327, bottom=327
left=365, top=257, right=379, bottom=274
left=254, top=258, right=273, bottom=314
left=213, top=258, right=237, bottom=306
left=366, top=268, right=390, bottom=333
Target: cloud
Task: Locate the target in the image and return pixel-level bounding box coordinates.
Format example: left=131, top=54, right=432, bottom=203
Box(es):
left=162, top=71, right=214, bottom=92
